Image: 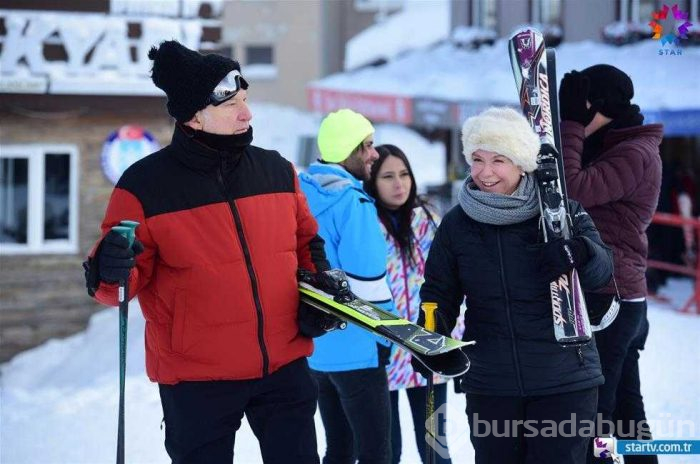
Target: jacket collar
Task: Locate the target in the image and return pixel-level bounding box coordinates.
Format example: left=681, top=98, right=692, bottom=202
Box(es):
left=306, top=162, right=363, bottom=189
left=170, top=124, right=244, bottom=172
left=603, top=124, right=664, bottom=151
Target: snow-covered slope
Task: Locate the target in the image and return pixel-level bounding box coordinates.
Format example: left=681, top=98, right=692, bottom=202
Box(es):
left=2, top=279, right=698, bottom=463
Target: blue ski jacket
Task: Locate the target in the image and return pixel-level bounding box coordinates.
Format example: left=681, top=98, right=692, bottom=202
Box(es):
left=299, top=162, right=395, bottom=372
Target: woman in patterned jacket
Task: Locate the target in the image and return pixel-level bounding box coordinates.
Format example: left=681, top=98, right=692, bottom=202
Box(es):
left=366, top=144, right=462, bottom=464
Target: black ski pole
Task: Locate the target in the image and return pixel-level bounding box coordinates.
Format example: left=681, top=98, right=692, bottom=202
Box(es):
left=421, top=302, right=438, bottom=464
left=112, top=220, right=139, bottom=464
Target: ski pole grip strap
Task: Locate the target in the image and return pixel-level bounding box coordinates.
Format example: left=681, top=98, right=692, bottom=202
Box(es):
left=421, top=302, right=438, bottom=332
left=111, top=220, right=140, bottom=247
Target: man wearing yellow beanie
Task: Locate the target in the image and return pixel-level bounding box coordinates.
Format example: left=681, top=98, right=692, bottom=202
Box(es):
left=316, top=108, right=377, bottom=172
left=299, top=109, right=394, bottom=463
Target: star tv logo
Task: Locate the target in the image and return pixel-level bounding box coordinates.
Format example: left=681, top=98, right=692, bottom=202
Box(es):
left=593, top=436, right=616, bottom=458
left=650, top=3, right=693, bottom=55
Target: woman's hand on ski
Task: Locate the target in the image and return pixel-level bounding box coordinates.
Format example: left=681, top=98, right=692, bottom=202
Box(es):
left=535, top=237, right=590, bottom=282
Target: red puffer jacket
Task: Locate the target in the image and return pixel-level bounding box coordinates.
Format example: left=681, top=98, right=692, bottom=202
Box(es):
left=85, top=126, right=326, bottom=384
left=562, top=121, right=663, bottom=298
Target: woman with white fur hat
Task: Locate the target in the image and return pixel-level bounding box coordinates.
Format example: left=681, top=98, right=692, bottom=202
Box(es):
left=411, top=107, right=613, bottom=463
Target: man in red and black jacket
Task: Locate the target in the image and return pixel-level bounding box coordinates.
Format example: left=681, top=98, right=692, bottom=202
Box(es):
left=83, top=41, right=332, bottom=463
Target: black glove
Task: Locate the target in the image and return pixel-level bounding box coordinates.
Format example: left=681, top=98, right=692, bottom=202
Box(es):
left=298, top=268, right=354, bottom=302
left=559, top=71, right=596, bottom=126
left=297, top=300, right=345, bottom=338
left=538, top=237, right=590, bottom=283
left=410, top=355, right=433, bottom=380
left=297, top=268, right=348, bottom=338
left=97, top=230, right=144, bottom=284
left=377, top=343, right=392, bottom=366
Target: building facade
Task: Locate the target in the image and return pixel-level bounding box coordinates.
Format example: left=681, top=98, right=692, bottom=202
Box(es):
left=0, top=0, right=397, bottom=361
left=0, top=0, right=222, bottom=361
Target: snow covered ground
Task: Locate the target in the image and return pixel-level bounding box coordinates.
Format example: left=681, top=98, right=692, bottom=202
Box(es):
left=1, top=278, right=698, bottom=464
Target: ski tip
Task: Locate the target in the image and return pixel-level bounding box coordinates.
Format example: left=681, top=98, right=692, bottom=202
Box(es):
left=509, top=25, right=542, bottom=39
left=414, top=348, right=472, bottom=378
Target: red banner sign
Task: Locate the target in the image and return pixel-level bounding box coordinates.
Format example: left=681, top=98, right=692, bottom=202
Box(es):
left=307, top=87, right=413, bottom=124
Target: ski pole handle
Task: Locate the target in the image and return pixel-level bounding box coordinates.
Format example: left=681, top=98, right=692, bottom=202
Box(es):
left=111, top=220, right=139, bottom=303
left=113, top=220, right=138, bottom=464
left=111, top=220, right=139, bottom=247
left=422, top=302, right=438, bottom=332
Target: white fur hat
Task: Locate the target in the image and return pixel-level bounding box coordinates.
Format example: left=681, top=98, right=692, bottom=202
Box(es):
left=461, top=107, right=541, bottom=173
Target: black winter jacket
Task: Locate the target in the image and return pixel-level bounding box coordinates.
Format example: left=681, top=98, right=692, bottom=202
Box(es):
left=420, top=200, right=613, bottom=396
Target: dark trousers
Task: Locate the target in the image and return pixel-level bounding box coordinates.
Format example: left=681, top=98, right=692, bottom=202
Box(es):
left=390, top=383, right=452, bottom=464
left=313, top=366, right=391, bottom=464
left=466, top=388, right=598, bottom=464
left=592, top=300, right=658, bottom=464
left=158, top=357, right=319, bottom=464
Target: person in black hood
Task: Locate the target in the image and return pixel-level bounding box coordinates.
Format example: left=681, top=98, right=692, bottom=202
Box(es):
left=412, top=107, right=613, bottom=464
left=559, top=64, right=663, bottom=464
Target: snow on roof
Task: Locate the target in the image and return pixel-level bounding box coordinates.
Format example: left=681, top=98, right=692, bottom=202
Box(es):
left=344, top=0, right=450, bottom=71
left=318, top=39, right=700, bottom=111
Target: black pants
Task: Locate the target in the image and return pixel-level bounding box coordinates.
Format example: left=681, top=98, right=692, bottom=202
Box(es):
left=592, top=300, right=658, bottom=464
left=312, top=366, right=391, bottom=464
left=390, top=383, right=452, bottom=464
left=158, top=357, right=319, bottom=464
left=466, top=388, right=598, bottom=464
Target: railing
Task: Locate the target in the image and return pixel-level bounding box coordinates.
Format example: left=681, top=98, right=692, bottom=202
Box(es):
left=647, top=212, right=700, bottom=313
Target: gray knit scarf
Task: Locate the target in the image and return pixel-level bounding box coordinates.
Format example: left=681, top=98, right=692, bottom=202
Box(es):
left=458, top=173, right=540, bottom=225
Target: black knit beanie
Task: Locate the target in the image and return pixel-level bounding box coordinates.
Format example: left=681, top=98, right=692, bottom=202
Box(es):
left=148, top=41, right=241, bottom=123
left=579, top=64, right=634, bottom=120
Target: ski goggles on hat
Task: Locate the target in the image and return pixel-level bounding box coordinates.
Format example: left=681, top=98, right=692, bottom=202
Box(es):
left=207, top=70, right=249, bottom=106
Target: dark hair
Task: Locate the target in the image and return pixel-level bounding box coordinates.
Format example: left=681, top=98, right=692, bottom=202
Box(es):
left=365, top=144, right=435, bottom=266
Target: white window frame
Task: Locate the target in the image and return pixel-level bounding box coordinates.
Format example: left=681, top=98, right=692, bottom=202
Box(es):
left=472, top=0, right=497, bottom=29
left=620, top=0, right=663, bottom=23
left=531, top=0, right=562, bottom=25
left=244, top=44, right=278, bottom=80
left=0, top=144, right=79, bottom=255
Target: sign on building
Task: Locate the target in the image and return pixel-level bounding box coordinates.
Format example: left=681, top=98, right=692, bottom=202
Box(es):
left=101, top=125, right=160, bottom=185
left=0, top=1, right=224, bottom=96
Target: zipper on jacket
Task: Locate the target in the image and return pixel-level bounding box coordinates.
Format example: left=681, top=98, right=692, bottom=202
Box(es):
left=217, top=166, right=270, bottom=376
left=496, top=229, right=526, bottom=396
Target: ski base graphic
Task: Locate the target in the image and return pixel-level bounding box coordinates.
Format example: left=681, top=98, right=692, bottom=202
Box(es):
left=299, top=283, right=473, bottom=378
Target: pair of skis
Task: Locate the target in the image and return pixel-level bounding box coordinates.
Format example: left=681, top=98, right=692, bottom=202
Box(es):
left=508, top=27, right=592, bottom=346
left=298, top=273, right=471, bottom=464
left=299, top=274, right=473, bottom=378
